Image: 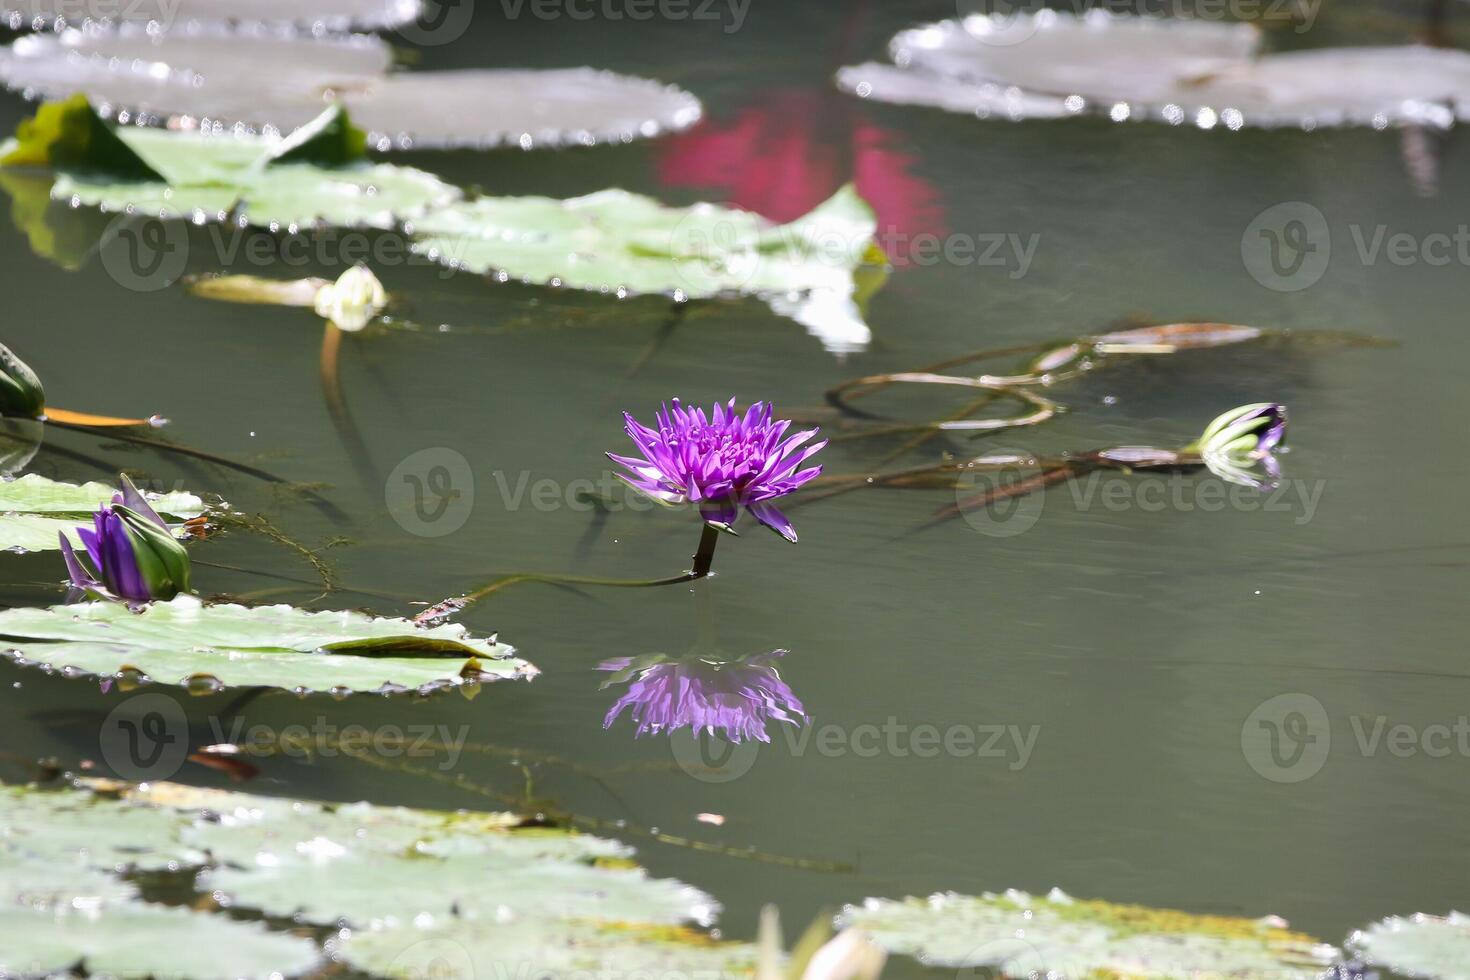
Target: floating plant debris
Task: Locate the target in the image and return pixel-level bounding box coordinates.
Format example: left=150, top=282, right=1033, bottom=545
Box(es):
left=839, top=11, right=1470, bottom=130
left=0, top=29, right=702, bottom=149
left=837, top=889, right=1338, bottom=977
left=0, top=472, right=203, bottom=553
left=0, top=594, right=531, bottom=692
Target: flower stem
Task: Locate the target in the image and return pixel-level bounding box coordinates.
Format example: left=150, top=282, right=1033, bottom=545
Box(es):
left=690, top=521, right=720, bottom=578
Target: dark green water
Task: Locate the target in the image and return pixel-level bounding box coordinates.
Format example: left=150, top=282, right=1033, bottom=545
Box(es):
left=0, top=0, right=1466, bottom=964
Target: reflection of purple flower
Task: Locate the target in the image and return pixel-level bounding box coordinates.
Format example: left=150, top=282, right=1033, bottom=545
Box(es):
left=598, top=651, right=805, bottom=743
left=59, top=475, right=190, bottom=603
left=608, top=399, right=825, bottom=542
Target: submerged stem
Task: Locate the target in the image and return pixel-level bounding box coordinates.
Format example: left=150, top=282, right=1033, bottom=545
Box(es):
left=424, top=523, right=722, bottom=623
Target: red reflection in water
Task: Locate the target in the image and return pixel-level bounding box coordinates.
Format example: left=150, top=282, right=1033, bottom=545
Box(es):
left=656, top=90, right=947, bottom=267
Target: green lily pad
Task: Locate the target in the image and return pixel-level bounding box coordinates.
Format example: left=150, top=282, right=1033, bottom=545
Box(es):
left=842, top=12, right=1470, bottom=129
left=1348, top=912, right=1470, bottom=979
left=836, top=889, right=1338, bottom=978
left=5, top=99, right=459, bottom=228
left=3, top=0, right=422, bottom=31
left=0, top=783, right=320, bottom=978
left=0, top=30, right=702, bottom=148
left=0, top=472, right=204, bottom=553
left=0, top=594, right=532, bottom=692
left=0, top=903, right=321, bottom=978
left=336, top=919, right=758, bottom=979
left=0, top=780, right=746, bottom=980
left=412, top=184, right=883, bottom=351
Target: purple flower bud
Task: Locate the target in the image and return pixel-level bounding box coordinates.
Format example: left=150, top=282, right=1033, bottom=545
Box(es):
left=59, top=475, right=191, bottom=603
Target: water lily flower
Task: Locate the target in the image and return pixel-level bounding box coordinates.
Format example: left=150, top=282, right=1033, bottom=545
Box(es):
left=59, top=475, right=191, bottom=603
left=609, top=398, right=825, bottom=542
left=1189, top=403, right=1287, bottom=489
left=0, top=342, right=45, bottom=419
left=598, top=650, right=806, bottom=743
left=313, top=264, right=386, bottom=331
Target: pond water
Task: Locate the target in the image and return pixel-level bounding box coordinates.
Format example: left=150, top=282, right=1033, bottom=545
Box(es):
left=0, top=0, right=1466, bottom=967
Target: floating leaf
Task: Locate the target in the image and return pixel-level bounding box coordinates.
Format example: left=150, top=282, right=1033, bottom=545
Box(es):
left=1, top=0, right=423, bottom=32
left=0, top=594, right=532, bottom=692
left=888, top=13, right=1258, bottom=105
left=336, top=919, right=757, bottom=979
left=0, top=902, right=321, bottom=978
left=0, top=783, right=320, bottom=979
left=0, top=472, right=203, bottom=553
left=1348, top=911, right=1470, bottom=980
left=0, top=30, right=702, bottom=148
left=412, top=184, right=883, bottom=352
left=0, top=92, right=161, bottom=179
left=0, top=779, right=745, bottom=979
left=836, top=889, right=1338, bottom=978
left=841, top=12, right=1470, bottom=129
left=5, top=100, right=461, bottom=227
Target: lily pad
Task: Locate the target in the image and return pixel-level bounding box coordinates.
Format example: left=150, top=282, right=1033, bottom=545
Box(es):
left=2, top=0, right=422, bottom=32
left=836, top=888, right=1338, bottom=978
left=841, top=12, right=1470, bottom=129
left=0, top=472, right=203, bottom=553
left=4, top=98, right=460, bottom=227
left=412, top=184, right=884, bottom=351
left=0, top=779, right=746, bottom=980
left=0, top=594, right=532, bottom=692
left=335, top=919, right=758, bottom=979
left=0, top=783, right=320, bottom=978
left=0, top=29, right=703, bottom=148
left=1347, top=911, right=1470, bottom=979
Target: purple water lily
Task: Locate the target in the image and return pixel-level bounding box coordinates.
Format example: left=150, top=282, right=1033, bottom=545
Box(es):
left=598, top=651, right=806, bottom=743
left=60, top=475, right=191, bottom=603
left=609, top=399, right=825, bottom=542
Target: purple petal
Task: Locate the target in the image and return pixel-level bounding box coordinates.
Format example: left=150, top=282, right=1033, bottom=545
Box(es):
left=747, top=500, right=798, bottom=542
left=58, top=533, right=98, bottom=591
